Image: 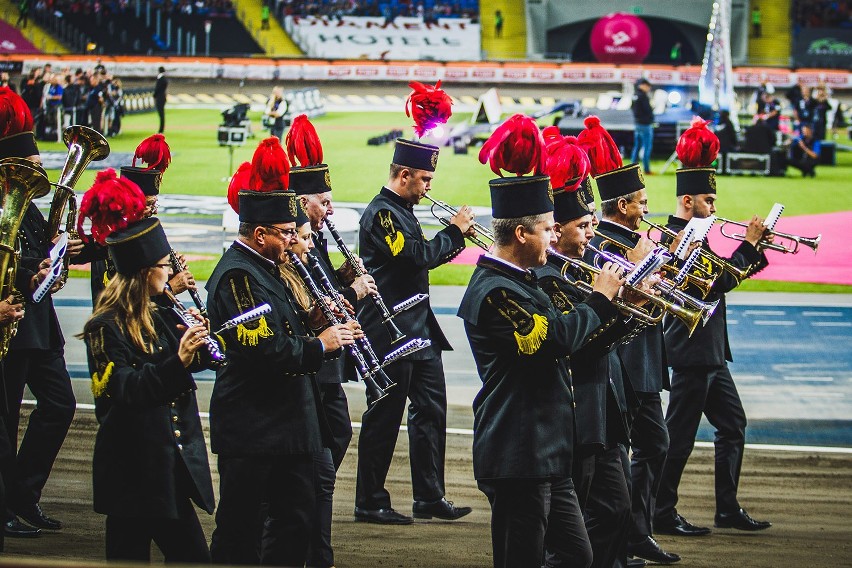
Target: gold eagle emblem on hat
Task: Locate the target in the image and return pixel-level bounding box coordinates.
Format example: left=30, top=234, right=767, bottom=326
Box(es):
left=430, top=151, right=439, bottom=170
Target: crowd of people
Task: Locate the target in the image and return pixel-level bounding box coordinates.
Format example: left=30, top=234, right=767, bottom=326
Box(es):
left=791, top=0, right=852, bottom=29
left=31, top=0, right=236, bottom=20
left=2, top=63, right=125, bottom=140
left=275, top=0, right=477, bottom=21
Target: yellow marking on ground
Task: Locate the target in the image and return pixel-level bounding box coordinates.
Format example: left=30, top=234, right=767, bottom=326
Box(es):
left=365, top=95, right=386, bottom=105
left=232, top=94, right=253, bottom=104
left=251, top=94, right=270, bottom=103
left=518, top=96, right=537, bottom=106
left=195, top=93, right=218, bottom=104
left=174, top=93, right=199, bottom=103
left=500, top=96, right=516, bottom=106
left=346, top=95, right=366, bottom=104
left=384, top=95, right=405, bottom=105
left=325, top=94, right=347, bottom=104
left=214, top=94, right=236, bottom=104
left=540, top=97, right=557, bottom=107
left=460, top=95, right=479, bottom=105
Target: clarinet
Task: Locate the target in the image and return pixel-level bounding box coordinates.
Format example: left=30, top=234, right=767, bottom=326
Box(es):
left=287, top=252, right=389, bottom=404
left=306, top=254, right=395, bottom=392
left=163, top=284, right=227, bottom=367
left=169, top=249, right=208, bottom=319
left=323, top=218, right=405, bottom=344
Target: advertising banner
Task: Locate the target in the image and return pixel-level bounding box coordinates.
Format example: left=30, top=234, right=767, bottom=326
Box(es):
left=793, top=29, right=852, bottom=70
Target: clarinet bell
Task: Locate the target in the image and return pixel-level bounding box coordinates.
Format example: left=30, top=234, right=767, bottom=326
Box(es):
left=374, top=367, right=396, bottom=391
left=364, top=374, right=389, bottom=406
left=383, top=317, right=406, bottom=344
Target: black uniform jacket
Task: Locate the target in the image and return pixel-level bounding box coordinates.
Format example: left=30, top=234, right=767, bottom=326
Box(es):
left=458, top=255, right=619, bottom=481
left=588, top=220, right=669, bottom=394
left=84, top=307, right=215, bottom=518
left=206, top=242, right=328, bottom=457
left=534, top=255, right=633, bottom=450
left=69, top=239, right=111, bottom=300
left=662, top=215, right=767, bottom=369
left=310, top=232, right=357, bottom=385
left=358, top=187, right=466, bottom=359
left=12, top=203, right=63, bottom=351
left=632, top=90, right=654, bottom=125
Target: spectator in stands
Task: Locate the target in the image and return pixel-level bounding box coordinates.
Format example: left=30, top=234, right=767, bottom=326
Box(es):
left=788, top=123, right=819, bottom=178
left=669, top=41, right=683, bottom=65
left=261, top=2, right=270, bottom=29
left=759, top=91, right=781, bottom=131
left=16, top=0, right=30, bottom=28
left=631, top=78, right=655, bottom=175
left=154, top=66, right=168, bottom=133
left=751, top=5, right=761, bottom=37
left=494, top=9, right=503, bottom=38
left=808, top=86, right=832, bottom=141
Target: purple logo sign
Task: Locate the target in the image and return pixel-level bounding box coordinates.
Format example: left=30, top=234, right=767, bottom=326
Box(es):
left=590, top=13, right=651, bottom=64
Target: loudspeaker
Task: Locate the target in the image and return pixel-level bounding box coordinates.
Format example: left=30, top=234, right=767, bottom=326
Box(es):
left=816, top=141, right=836, bottom=165
left=726, top=152, right=770, bottom=175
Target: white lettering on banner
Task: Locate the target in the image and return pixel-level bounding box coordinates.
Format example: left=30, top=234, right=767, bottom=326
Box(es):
left=287, top=15, right=480, bottom=61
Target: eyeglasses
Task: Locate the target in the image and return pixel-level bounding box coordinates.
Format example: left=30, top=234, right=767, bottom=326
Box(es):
left=152, top=263, right=171, bottom=269
left=261, top=224, right=297, bottom=238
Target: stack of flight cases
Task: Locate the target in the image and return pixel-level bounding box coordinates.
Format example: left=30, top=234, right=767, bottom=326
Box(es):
left=717, top=148, right=787, bottom=176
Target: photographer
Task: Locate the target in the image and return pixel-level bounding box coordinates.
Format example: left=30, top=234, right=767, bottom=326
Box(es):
left=264, top=86, right=288, bottom=141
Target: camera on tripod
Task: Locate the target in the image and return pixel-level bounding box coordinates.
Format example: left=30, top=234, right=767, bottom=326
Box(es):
left=218, top=103, right=250, bottom=147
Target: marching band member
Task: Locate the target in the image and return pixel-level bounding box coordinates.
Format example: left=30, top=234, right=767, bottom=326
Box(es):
left=78, top=175, right=215, bottom=562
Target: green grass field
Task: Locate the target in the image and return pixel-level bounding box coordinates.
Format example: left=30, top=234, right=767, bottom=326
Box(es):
left=44, top=108, right=852, bottom=292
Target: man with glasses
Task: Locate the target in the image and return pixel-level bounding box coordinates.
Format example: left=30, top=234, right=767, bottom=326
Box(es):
left=207, top=172, right=358, bottom=565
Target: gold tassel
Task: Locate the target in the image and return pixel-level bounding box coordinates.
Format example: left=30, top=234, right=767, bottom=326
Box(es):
left=215, top=333, right=226, bottom=352
left=102, top=271, right=111, bottom=287
left=236, top=315, right=274, bottom=347
left=385, top=231, right=404, bottom=256
left=91, top=361, right=114, bottom=398
left=514, top=313, right=548, bottom=355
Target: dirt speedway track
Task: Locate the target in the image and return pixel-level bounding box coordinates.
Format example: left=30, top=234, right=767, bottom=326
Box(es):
left=3, top=401, right=852, bottom=568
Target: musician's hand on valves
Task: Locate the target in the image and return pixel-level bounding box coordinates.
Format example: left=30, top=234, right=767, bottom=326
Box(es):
left=350, top=273, right=378, bottom=300
left=621, top=272, right=660, bottom=307
left=626, top=237, right=655, bottom=264
left=29, top=258, right=51, bottom=293
left=65, top=237, right=84, bottom=259
left=744, top=216, right=768, bottom=248
left=168, top=270, right=197, bottom=295
left=0, top=295, right=24, bottom=325
left=450, top=205, right=476, bottom=234
left=346, top=319, right=365, bottom=340
left=593, top=262, right=626, bottom=301
left=185, top=307, right=210, bottom=331
left=337, top=256, right=365, bottom=285
left=318, top=323, right=356, bottom=352
left=177, top=323, right=209, bottom=367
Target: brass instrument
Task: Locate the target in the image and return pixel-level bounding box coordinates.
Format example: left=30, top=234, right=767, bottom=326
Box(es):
left=46, top=126, right=110, bottom=289
left=551, top=248, right=703, bottom=337
left=716, top=216, right=821, bottom=255
left=421, top=194, right=494, bottom=251
left=0, top=158, right=52, bottom=359
left=595, top=227, right=717, bottom=298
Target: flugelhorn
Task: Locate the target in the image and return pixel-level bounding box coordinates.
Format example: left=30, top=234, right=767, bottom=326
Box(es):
left=47, top=126, right=110, bottom=289
left=0, top=158, right=52, bottom=359
left=716, top=217, right=821, bottom=255
left=324, top=217, right=426, bottom=344
left=421, top=194, right=494, bottom=251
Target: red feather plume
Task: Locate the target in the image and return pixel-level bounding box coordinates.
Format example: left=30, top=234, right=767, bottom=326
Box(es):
left=77, top=169, right=147, bottom=245
left=542, top=126, right=591, bottom=191
left=285, top=114, right=323, bottom=167
left=227, top=161, right=252, bottom=213
left=249, top=137, right=289, bottom=192
left=133, top=134, right=171, bottom=172
left=676, top=117, right=720, bottom=168
left=405, top=80, right=453, bottom=138
left=0, top=86, right=34, bottom=137
left=478, top=114, right=545, bottom=177
left=577, top=116, right=623, bottom=176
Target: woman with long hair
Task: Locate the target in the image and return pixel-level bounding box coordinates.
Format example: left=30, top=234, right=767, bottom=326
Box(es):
left=78, top=171, right=216, bottom=563
left=278, top=208, right=314, bottom=310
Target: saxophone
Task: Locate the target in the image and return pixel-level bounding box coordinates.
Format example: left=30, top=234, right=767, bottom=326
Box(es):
left=46, top=126, right=110, bottom=290
left=0, top=158, right=52, bottom=359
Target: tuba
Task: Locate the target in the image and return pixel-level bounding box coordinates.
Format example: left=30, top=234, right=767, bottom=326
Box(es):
left=0, top=158, right=52, bottom=358
left=46, top=126, right=110, bottom=289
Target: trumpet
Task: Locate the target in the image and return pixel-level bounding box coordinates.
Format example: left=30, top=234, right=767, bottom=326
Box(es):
left=716, top=216, right=821, bottom=255
left=551, top=249, right=703, bottom=337
left=421, top=194, right=494, bottom=251
left=595, top=228, right=717, bottom=298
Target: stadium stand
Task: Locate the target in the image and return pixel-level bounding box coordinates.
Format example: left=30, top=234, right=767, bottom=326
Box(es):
left=232, top=0, right=303, bottom=56
left=479, top=0, right=524, bottom=60
left=0, top=0, right=69, bottom=53
left=748, top=0, right=792, bottom=66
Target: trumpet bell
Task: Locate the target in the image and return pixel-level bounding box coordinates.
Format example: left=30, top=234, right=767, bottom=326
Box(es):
left=669, top=302, right=703, bottom=338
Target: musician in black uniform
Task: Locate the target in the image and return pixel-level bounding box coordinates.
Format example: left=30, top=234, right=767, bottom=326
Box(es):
left=206, top=182, right=356, bottom=566
left=80, top=213, right=215, bottom=562
left=0, top=87, right=84, bottom=537
left=535, top=173, right=638, bottom=568
left=354, top=138, right=474, bottom=524
left=655, top=125, right=771, bottom=536
left=586, top=155, right=680, bottom=564
left=458, top=172, right=625, bottom=568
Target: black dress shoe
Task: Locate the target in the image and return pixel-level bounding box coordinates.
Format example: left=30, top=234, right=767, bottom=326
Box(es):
left=655, top=513, right=712, bottom=537
left=4, top=518, right=41, bottom=538
left=354, top=506, right=413, bottom=525
left=627, top=536, right=681, bottom=564
left=714, top=508, right=771, bottom=531
left=626, top=557, right=647, bottom=567
left=15, top=503, right=62, bottom=530
left=412, top=497, right=472, bottom=520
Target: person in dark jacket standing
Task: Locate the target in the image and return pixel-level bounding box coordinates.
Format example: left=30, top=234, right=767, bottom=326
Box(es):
left=206, top=138, right=356, bottom=566
left=354, top=135, right=474, bottom=525
left=79, top=180, right=216, bottom=562
left=630, top=78, right=655, bottom=175
left=154, top=66, right=168, bottom=134
left=459, top=116, right=625, bottom=568
left=655, top=121, right=772, bottom=536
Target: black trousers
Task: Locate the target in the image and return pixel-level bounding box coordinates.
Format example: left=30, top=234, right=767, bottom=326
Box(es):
left=628, top=392, right=668, bottom=541
left=156, top=100, right=166, bottom=133
left=3, top=348, right=75, bottom=514
left=320, top=383, right=352, bottom=470
left=480, top=476, right=592, bottom=568
left=210, top=454, right=315, bottom=566
left=105, top=497, right=210, bottom=563
left=308, top=448, right=335, bottom=568
left=570, top=445, right=631, bottom=568
left=656, top=365, right=747, bottom=520
left=355, top=356, right=447, bottom=509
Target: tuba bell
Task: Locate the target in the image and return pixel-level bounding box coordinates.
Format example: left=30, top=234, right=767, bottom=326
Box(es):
left=46, top=126, right=110, bottom=289
left=0, top=158, right=52, bottom=359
